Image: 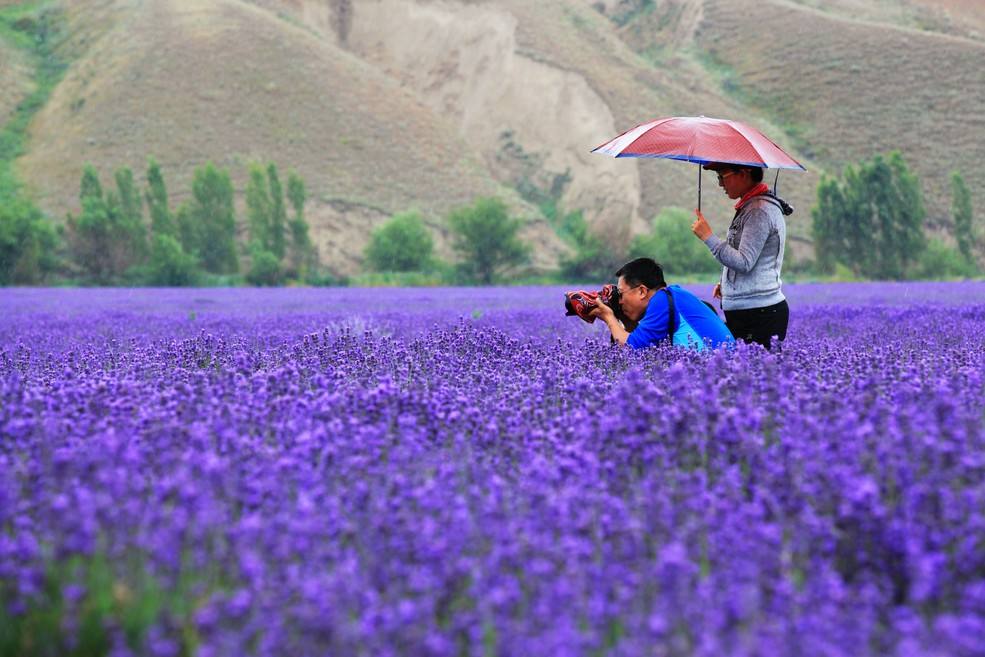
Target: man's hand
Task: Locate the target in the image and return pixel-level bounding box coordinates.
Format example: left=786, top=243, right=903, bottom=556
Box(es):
left=588, top=300, right=614, bottom=321
left=712, top=283, right=722, bottom=300
left=692, top=210, right=713, bottom=241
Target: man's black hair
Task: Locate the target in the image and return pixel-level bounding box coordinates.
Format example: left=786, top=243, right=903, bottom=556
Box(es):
left=615, top=257, right=666, bottom=289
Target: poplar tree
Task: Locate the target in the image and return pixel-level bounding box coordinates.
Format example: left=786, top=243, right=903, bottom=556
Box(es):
left=113, top=166, right=147, bottom=264
left=246, top=163, right=272, bottom=250
left=267, top=163, right=287, bottom=260
left=286, top=170, right=315, bottom=277
left=190, top=162, right=238, bottom=274
left=951, top=171, right=974, bottom=261
left=145, top=158, right=173, bottom=238
left=811, top=151, right=925, bottom=279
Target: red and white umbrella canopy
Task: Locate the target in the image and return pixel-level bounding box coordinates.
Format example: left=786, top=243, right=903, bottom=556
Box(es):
left=593, top=116, right=806, bottom=171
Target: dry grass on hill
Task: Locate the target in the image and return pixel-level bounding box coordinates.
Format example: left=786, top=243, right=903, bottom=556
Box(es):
left=18, top=0, right=503, bottom=224
left=0, top=39, right=32, bottom=127
left=697, top=0, right=985, bottom=226
left=492, top=0, right=819, bottom=244
left=788, top=0, right=985, bottom=41
left=9, top=0, right=982, bottom=273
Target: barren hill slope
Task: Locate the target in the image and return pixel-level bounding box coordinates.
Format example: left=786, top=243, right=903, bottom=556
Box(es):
left=16, top=0, right=567, bottom=274
left=7, top=0, right=984, bottom=274
left=249, top=0, right=820, bottom=249
left=692, top=0, right=985, bottom=225
left=0, top=39, right=32, bottom=127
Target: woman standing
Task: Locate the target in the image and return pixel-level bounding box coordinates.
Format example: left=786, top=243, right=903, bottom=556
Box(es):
left=690, top=162, right=793, bottom=350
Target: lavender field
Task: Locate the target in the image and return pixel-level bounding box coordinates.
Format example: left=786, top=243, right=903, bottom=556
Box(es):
left=2, top=283, right=984, bottom=657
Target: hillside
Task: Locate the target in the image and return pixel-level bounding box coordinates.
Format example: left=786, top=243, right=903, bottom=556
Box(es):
left=692, top=0, right=985, bottom=228
left=4, top=0, right=984, bottom=276
left=0, top=38, right=31, bottom=127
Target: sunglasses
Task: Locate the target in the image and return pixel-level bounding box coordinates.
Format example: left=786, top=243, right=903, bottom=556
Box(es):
left=716, top=170, right=738, bottom=183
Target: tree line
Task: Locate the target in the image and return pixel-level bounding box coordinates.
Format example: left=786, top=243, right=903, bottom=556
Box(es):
left=365, top=152, right=979, bottom=284
left=0, top=159, right=318, bottom=286
left=812, top=152, right=979, bottom=280
left=1, top=152, right=979, bottom=286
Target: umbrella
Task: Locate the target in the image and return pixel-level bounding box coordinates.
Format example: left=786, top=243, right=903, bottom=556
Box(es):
left=592, top=116, right=806, bottom=210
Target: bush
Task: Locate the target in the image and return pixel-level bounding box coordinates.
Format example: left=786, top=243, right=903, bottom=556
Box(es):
left=629, top=207, right=720, bottom=277
left=145, top=234, right=199, bottom=286
left=0, top=199, right=58, bottom=285
left=246, top=247, right=284, bottom=286
left=447, top=198, right=530, bottom=284
left=365, top=212, right=435, bottom=273
left=914, top=238, right=978, bottom=280
left=557, top=211, right=622, bottom=282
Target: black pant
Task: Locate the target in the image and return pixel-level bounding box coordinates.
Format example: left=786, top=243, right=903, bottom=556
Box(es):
left=725, top=300, right=789, bottom=350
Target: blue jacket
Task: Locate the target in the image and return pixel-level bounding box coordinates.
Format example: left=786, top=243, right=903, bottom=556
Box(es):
left=626, top=285, right=734, bottom=351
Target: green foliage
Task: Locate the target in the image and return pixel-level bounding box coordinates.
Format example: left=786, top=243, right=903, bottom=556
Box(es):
left=67, top=165, right=149, bottom=284
left=0, top=3, right=68, bottom=204
left=610, top=0, right=656, bottom=27
left=557, top=210, right=622, bottom=282
left=267, top=163, right=287, bottom=260
left=914, top=238, right=978, bottom=280
left=288, top=173, right=315, bottom=280
left=950, top=170, right=974, bottom=262
left=447, top=197, right=530, bottom=284
left=245, top=163, right=314, bottom=282
left=246, top=246, right=284, bottom=286
left=112, top=167, right=148, bottom=263
left=144, top=157, right=173, bottom=237
left=286, top=170, right=316, bottom=280
left=0, top=198, right=58, bottom=284
left=245, top=164, right=272, bottom=249
left=146, top=234, right=199, bottom=286
left=174, top=202, right=200, bottom=261
left=0, top=552, right=211, bottom=657
left=811, top=151, right=926, bottom=279
left=365, top=211, right=435, bottom=273
left=287, top=170, right=306, bottom=219
left=629, top=207, right=721, bottom=277
left=189, top=162, right=238, bottom=274
left=350, top=270, right=447, bottom=287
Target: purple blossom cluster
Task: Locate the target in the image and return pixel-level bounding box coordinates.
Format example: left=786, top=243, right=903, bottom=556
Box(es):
left=2, top=283, right=984, bottom=657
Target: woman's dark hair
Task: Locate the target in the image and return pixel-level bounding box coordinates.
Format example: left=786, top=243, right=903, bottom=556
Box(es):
left=615, top=257, right=666, bottom=289
left=721, top=164, right=764, bottom=183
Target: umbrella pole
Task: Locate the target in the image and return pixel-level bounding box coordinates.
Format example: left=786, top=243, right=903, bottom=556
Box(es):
left=697, top=165, right=702, bottom=213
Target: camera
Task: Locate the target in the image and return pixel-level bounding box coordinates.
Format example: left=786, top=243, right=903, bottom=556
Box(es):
left=564, top=283, right=637, bottom=330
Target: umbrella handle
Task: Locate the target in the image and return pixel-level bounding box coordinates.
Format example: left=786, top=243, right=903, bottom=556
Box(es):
left=697, top=165, right=702, bottom=213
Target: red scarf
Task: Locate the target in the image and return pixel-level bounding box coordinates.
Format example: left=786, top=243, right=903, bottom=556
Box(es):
left=735, top=183, right=770, bottom=210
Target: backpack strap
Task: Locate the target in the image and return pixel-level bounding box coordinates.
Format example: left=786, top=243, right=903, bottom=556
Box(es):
left=750, top=192, right=794, bottom=216
left=662, top=287, right=677, bottom=343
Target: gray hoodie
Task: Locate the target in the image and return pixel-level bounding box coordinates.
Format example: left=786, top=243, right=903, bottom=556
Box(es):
left=703, top=195, right=789, bottom=311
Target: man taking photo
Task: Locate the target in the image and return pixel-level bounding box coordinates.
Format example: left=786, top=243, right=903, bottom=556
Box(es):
left=589, top=258, right=734, bottom=351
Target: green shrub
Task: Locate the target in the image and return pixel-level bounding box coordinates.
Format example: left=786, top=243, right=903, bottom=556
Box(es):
left=365, top=212, right=435, bottom=273
left=246, top=247, right=284, bottom=286
left=145, top=234, right=199, bottom=286
left=629, top=207, right=720, bottom=277
left=914, top=238, right=978, bottom=280
left=557, top=211, right=622, bottom=282
left=447, top=198, right=529, bottom=284
left=0, top=199, right=58, bottom=285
